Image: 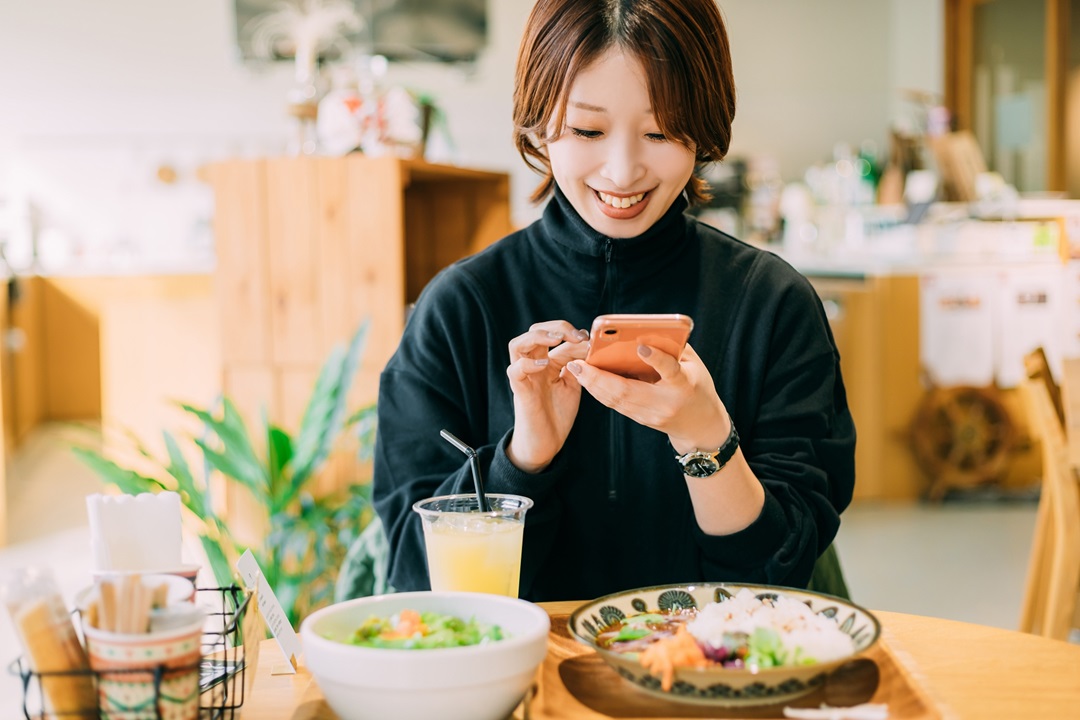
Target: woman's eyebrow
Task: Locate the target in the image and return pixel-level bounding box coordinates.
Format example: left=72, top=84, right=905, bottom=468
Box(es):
left=568, top=100, right=655, bottom=115
left=569, top=100, right=605, bottom=112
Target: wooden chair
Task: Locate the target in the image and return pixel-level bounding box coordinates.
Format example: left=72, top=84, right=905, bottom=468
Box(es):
left=1017, top=351, right=1080, bottom=640
left=1022, top=347, right=1065, bottom=427
left=1064, top=357, right=1080, bottom=637
left=1066, top=356, right=1080, bottom=496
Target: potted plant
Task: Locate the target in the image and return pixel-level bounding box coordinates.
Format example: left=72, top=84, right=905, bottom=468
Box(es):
left=73, top=322, right=376, bottom=626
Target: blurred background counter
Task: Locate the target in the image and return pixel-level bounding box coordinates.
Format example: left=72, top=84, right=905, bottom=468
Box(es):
left=777, top=201, right=1080, bottom=503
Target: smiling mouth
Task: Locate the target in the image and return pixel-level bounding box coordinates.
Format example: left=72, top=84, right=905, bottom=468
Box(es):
left=596, top=190, right=647, bottom=209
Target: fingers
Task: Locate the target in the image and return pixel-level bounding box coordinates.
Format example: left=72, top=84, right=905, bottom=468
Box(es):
left=568, top=342, right=705, bottom=430
left=507, top=320, right=589, bottom=388
left=508, top=320, right=589, bottom=360
left=571, top=341, right=688, bottom=386
left=678, top=343, right=702, bottom=365
left=550, top=339, right=590, bottom=365
left=637, top=341, right=685, bottom=383
left=506, top=355, right=552, bottom=384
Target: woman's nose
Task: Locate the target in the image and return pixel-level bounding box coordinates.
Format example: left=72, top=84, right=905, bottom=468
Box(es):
left=599, top=140, right=646, bottom=189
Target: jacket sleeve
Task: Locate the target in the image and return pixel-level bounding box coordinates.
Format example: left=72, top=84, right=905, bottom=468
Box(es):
left=371, top=267, right=571, bottom=594
left=693, top=262, right=856, bottom=587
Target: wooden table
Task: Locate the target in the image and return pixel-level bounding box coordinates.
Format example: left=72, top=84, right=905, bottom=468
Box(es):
left=238, top=602, right=1080, bottom=719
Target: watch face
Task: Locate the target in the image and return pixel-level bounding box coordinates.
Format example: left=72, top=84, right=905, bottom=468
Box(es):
left=684, top=453, right=720, bottom=478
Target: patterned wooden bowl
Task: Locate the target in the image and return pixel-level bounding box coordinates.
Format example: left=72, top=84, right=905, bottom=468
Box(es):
left=568, top=583, right=881, bottom=707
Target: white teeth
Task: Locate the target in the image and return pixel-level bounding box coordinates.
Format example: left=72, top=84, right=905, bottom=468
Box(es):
left=598, top=191, right=645, bottom=209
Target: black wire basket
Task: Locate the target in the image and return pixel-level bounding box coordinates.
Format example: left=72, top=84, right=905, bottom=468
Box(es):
left=8, top=585, right=252, bottom=720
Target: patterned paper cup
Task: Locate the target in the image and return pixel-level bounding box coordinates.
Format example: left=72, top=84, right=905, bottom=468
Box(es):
left=83, top=612, right=205, bottom=720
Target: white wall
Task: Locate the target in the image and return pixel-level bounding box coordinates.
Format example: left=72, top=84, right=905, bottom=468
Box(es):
left=889, top=0, right=946, bottom=129
left=0, top=0, right=942, bottom=267
left=724, top=1, right=890, bottom=179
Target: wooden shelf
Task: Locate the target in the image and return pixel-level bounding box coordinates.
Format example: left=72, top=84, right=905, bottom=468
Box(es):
left=203, top=155, right=513, bottom=538
left=204, top=156, right=512, bottom=422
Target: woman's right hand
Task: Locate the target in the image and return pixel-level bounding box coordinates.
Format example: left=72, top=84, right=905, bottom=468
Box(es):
left=505, top=320, right=590, bottom=473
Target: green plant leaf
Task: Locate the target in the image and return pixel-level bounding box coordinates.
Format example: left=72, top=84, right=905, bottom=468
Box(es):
left=266, top=419, right=294, bottom=507
left=71, top=447, right=168, bottom=495
left=181, top=398, right=269, bottom=496
left=274, top=579, right=303, bottom=628
left=161, top=430, right=213, bottom=520
left=287, top=321, right=368, bottom=503
left=192, top=437, right=270, bottom=506
left=199, top=534, right=237, bottom=589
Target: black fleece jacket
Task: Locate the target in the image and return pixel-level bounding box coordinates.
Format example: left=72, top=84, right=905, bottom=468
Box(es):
left=372, top=187, right=855, bottom=602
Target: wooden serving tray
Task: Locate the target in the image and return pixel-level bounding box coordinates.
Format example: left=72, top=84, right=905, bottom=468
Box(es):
left=525, top=614, right=942, bottom=720
left=277, top=614, right=940, bottom=720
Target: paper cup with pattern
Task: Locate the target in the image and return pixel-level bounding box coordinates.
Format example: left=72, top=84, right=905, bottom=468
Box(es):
left=83, top=611, right=205, bottom=720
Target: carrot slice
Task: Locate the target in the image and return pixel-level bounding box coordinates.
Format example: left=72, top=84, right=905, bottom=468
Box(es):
left=379, top=608, right=429, bottom=640
left=638, top=625, right=709, bottom=691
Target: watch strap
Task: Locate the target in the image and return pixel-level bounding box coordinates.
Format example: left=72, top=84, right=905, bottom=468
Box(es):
left=673, top=417, right=740, bottom=476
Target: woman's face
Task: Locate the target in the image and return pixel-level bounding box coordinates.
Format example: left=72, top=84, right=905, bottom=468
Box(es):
left=545, top=47, right=696, bottom=239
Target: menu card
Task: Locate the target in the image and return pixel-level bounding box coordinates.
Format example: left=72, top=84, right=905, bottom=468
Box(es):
left=236, top=550, right=301, bottom=674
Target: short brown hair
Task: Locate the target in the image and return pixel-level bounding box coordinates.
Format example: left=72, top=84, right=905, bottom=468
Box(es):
left=513, top=0, right=736, bottom=206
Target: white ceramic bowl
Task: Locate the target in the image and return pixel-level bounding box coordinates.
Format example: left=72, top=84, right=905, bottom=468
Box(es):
left=300, top=591, right=550, bottom=720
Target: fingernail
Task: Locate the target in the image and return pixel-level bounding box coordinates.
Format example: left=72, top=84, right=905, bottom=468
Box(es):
left=638, top=345, right=652, bottom=357
left=575, top=329, right=589, bottom=341
left=534, top=358, right=549, bottom=366
left=566, top=361, right=582, bottom=375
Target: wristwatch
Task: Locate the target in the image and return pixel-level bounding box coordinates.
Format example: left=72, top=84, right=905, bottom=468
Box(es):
left=673, top=419, right=739, bottom=478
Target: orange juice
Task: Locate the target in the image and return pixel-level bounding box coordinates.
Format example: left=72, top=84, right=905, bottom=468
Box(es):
left=413, top=493, right=533, bottom=598
left=422, top=515, right=525, bottom=596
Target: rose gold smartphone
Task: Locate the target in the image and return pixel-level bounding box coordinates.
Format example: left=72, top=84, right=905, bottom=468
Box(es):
left=585, top=314, right=694, bottom=383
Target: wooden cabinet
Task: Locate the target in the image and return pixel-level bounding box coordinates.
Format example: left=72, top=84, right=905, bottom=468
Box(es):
left=203, top=156, right=512, bottom=533
left=204, top=156, right=512, bottom=424
left=809, top=274, right=925, bottom=501
left=2, top=276, right=45, bottom=454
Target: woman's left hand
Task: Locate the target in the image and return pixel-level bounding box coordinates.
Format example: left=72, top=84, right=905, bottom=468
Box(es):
left=567, top=343, right=731, bottom=454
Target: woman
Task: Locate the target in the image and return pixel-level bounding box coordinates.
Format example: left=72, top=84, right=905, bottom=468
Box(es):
left=372, top=0, right=855, bottom=602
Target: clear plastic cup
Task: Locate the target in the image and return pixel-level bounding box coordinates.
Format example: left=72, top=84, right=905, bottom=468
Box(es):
left=412, top=494, right=533, bottom=597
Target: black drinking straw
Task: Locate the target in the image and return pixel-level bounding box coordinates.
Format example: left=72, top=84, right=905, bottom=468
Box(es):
left=439, top=429, right=490, bottom=512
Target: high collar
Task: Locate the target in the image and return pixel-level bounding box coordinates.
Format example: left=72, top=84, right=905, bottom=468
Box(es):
left=539, top=184, right=691, bottom=259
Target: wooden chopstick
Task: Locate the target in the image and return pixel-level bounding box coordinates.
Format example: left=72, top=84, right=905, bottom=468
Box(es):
left=120, top=575, right=137, bottom=634
left=99, top=580, right=117, bottom=633
left=94, top=574, right=164, bottom=634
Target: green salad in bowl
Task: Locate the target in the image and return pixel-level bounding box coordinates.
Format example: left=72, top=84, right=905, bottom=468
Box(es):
left=346, top=608, right=505, bottom=649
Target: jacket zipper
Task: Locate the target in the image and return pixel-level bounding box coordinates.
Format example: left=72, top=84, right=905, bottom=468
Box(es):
left=602, top=240, right=619, bottom=502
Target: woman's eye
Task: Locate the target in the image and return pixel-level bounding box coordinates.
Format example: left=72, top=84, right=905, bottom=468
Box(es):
left=570, top=128, right=602, bottom=139
left=646, top=133, right=668, bottom=142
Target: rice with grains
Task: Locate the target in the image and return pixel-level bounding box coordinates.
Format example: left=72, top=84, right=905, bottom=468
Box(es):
left=685, top=588, right=855, bottom=664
